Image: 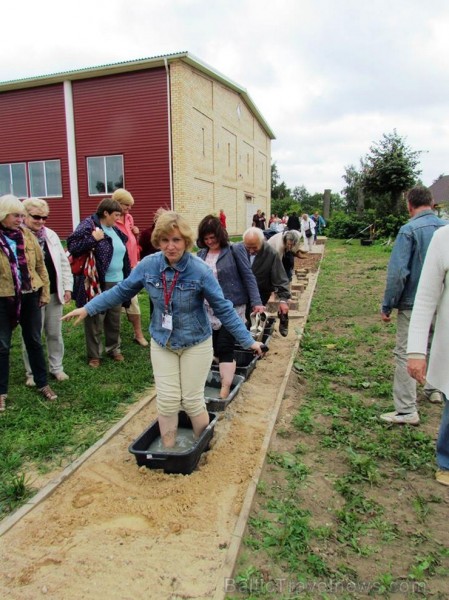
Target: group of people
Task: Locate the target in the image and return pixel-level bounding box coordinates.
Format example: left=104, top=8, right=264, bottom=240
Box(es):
left=62, top=213, right=288, bottom=448
left=0, top=191, right=294, bottom=452
left=252, top=208, right=326, bottom=253
left=0, top=194, right=72, bottom=411
left=381, top=185, right=449, bottom=486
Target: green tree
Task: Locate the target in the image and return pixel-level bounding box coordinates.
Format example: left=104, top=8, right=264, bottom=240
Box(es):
left=342, top=164, right=365, bottom=215
left=292, top=185, right=310, bottom=205
left=271, top=162, right=291, bottom=200
left=362, top=130, right=422, bottom=215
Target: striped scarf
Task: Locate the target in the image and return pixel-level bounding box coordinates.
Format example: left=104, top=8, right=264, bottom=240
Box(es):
left=84, top=250, right=101, bottom=300
left=0, top=225, right=32, bottom=327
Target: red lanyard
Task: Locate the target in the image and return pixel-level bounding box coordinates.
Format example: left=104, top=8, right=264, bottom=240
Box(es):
left=161, top=271, right=179, bottom=312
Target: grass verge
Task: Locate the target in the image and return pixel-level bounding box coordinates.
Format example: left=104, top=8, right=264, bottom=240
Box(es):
left=229, top=239, right=449, bottom=600
left=0, top=290, right=153, bottom=519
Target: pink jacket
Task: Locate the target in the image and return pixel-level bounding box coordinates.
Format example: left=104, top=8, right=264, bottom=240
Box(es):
left=115, top=213, right=139, bottom=267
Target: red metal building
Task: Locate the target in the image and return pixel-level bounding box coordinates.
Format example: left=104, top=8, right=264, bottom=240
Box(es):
left=0, top=53, right=274, bottom=238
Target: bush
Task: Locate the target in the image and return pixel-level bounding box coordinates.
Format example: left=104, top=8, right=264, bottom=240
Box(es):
left=327, top=211, right=375, bottom=239
left=327, top=210, right=408, bottom=240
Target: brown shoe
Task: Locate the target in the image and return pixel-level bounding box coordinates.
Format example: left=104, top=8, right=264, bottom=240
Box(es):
left=88, top=358, right=100, bottom=368
left=0, top=394, right=7, bottom=412
left=111, top=353, right=125, bottom=362
left=39, top=385, right=58, bottom=401
left=133, top=336, right=149, bottom=347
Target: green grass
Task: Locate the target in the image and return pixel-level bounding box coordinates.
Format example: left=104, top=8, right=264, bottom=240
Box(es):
left=230, top=239, right=449, bottom=599
left=0, top=290, right=153, bottom=519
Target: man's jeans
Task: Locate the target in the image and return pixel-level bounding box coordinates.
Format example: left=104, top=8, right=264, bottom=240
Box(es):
left=437, top=394, right=449, bottom=470
left=393, top=310, right=435, bottom=413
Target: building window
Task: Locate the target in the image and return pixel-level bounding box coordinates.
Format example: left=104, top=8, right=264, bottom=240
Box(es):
left=87, top=155, right=124, bottom=195
left=29, top=160, right=62, bottom=197
left=0, top=160, right=62, bottom=198
left=0, top=163, right=28, bottom=197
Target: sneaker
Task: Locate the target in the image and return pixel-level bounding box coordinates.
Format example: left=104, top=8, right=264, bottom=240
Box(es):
left=428, top=391, right=443, bottom=404
left=0, top=394, right=7, bottom=412
left=53, top=372, right=69, bottom=381
left=379, top=411, right=420, bottom=425
left=435, top=470, right=449, bottom=486
left=278, top=311, right=289, bottom=337
left=25, top=375, right=36, bottom=387
left=38, top=385, right=58, bottom=401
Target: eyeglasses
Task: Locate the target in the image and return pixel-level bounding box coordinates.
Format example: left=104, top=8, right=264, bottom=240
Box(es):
left=29, top=214, right=48, bottom=221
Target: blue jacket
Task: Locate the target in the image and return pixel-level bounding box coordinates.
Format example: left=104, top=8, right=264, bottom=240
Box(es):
left=382, top=209, right=445, bottom=314
left=196, top=244, right=261, bottom=308
left=84, top=250, right=256, bottom=350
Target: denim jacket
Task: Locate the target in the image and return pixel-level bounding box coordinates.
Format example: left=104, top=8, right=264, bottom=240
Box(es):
left=84, top=250, right=256, bottom=350
left=196, top=244, right=262, bottom=308
left=382, top=210, right=445, bottom=314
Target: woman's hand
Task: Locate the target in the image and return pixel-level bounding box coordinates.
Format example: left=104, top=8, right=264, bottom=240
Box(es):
left=250, top=342, right=268, bottom=356
left=407, top=357, right=427, bottom=384
left=61, top=307, right=88, bottom=325
left=251, top=305, right=266, bottom=313
left=92, top=227, right=104, bottom=242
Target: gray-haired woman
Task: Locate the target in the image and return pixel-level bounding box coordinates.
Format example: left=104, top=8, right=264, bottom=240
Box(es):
left=22, top=198, right=73, bottom=385
left=0, top=194, right=57, bottom=412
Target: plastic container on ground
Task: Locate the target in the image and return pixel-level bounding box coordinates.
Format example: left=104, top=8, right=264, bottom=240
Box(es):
left=211, top=349, right=259, bottom=380
left=128, top=410, right=218, bottom=474
left=204, top=371, right=245, bottom=411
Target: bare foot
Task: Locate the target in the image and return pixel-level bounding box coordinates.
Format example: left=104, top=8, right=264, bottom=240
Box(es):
left=219, top=385, right=231, bottom=399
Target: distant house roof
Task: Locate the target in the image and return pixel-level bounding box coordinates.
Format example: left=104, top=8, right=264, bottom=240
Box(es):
left=0, top=51, right=275, bottom=140
left=429, top=175, right=449, bottom=205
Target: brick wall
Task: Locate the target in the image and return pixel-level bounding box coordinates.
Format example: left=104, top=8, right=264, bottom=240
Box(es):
left=170, top=61, right=271, bottom=236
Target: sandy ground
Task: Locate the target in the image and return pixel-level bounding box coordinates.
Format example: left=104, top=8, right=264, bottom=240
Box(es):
left=0, top=251, right=322, bottom=600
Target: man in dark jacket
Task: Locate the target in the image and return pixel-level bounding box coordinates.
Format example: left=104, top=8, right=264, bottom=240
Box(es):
left=235, top=227, right=291, bottom=336
left=287, top=212, right=301, bottom=231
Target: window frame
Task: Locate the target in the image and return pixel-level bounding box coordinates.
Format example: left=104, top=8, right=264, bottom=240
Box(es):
left=28, top=159, right=63, bottom=198
left=87, top=154, right=124, bottom=196
left=0, top=159, right=62, bottom=199
left=0, top=162, right=28, bottom=197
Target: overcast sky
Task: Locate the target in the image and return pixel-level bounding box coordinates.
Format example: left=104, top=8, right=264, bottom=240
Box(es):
left=3, top=0, right=449, bottom=194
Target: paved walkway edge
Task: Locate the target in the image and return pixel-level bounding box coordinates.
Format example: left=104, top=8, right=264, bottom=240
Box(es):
left=0, top=390, right=156, bottom=537
left=213, top=249, right=323, bottom=600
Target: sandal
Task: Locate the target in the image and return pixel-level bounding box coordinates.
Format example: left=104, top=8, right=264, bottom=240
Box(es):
left=38, top=385, right=58, bottom=401
left=0, top=394, right=7, bottom=412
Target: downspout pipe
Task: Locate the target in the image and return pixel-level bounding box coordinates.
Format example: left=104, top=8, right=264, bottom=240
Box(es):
left=164, top=57, right=174, bottom=210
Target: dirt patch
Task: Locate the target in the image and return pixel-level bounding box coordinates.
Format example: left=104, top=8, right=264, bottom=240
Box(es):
left=0, top=251, right=323, bottom=600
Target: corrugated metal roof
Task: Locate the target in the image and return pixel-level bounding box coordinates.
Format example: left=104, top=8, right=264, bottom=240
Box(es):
left=0, top=51, right=275, bottom=140
left=429, top=175, right=449, bottom=205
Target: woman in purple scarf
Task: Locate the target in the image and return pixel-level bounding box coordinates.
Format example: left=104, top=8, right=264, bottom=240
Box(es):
left=0, top=195, right=56, bottom=412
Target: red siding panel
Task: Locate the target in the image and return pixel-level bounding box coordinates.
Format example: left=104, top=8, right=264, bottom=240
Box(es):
left=0, top=85, right=72, bottom=236
left=73, top=68, right=171, bottom=232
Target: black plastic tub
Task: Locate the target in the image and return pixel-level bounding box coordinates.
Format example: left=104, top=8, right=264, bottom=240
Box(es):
left=211, top=349, right=259, bottom=380
left=204, top=371, right=245, bottom=411
left=128, top=410, right=218, bottom=474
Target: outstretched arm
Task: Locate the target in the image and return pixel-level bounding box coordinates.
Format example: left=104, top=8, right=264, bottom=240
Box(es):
left=61, top=307, right=88, bottom=326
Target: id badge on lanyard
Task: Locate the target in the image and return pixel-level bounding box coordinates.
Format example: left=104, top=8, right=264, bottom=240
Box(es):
left=161, top=271, right=179, bottom=331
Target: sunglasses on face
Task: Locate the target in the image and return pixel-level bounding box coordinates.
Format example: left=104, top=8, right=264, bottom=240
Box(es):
left=29, top=214, right=48, bottom=221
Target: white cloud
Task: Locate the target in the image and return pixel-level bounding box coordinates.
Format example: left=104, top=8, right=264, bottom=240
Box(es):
left=2, top=0, right=449, bottom=194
